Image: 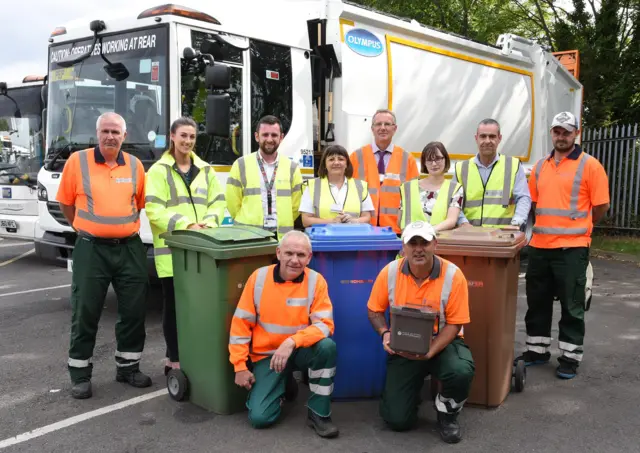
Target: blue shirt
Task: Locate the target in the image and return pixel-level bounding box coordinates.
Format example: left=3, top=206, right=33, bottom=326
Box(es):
left=452, top=154, right=532, bottom=226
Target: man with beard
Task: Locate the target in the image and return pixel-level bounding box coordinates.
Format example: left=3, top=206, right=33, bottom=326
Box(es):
left=452, top=118, right=531, bottom=228
left=229, top=231, right=339, bottom=438
left=226, top=115, right=303, bottom=238
left=367, top=221, right=474, bottom=444
left=515, top=112, right=609, bottom=380
left=350, top=109, right=419, bottom=234
left=56, top=112, right=151, bottom=399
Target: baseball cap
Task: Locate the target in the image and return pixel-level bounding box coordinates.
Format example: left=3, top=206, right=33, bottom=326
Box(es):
left=551, top=112, right=579, bottom=132
left=401, top=221, right=436, bottom=244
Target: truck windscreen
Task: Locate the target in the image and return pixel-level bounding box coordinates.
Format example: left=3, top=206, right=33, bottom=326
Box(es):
left=46, top=25, right=169, bottom=170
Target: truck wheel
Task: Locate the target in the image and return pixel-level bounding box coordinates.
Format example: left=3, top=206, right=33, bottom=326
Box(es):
left=514, top=360, right=526, bottom=393
left=167, top=369, right=188, bottom=401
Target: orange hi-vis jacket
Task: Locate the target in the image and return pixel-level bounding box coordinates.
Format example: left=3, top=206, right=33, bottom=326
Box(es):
left=229, top=265, right=335, bottom=372
left=367, top=257, right=470, bottom=336
left=529, top=146, right=610, bottom=249
left=350, top=145, right=419, bottom=233
left=56, top=147, right=145, bottom=238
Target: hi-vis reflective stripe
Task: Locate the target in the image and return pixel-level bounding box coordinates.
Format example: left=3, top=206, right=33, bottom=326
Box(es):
left=308, top=367, right=336, bottom=379
left=312, top=322, right=331, bottom=337
left=380, top=186, right=400, bottom=194
left=287, top=298, right=308, bottom=307
left=502, top=155, right=513, bottom=206
left=195, top=187, right=207, bottom=196
left=461, top=158, right=512, bottom=207
left=527, top=336, right=552, bottom=345
left=387, top=260, right=399, bottom=306
left=208, top=194, right=225, bottom=207
left=115, top=351, right=142, bottom=360
left=116, top=360, right=140, bottom=368
left=310, top=310, right=333, bottom=321
left=167, top=213, right=182, bottom=232
left=312, top=178, right=322, bottom=216
left=399, top=151, right=409, bottom=181
left=482, top=217, right=512, bottom=226
left=460, top=160, right=470, bottom=188
left=439, top=262, right=458, bottom=328
left=68, top=357, right=91, bottom=368
left=145, top=195, right=166, bottom=206
left=355, top=148, right=365, bottom=180
left=234, top=308, right=257, bottom=323
left=534, top=154, right=591, bottom=235
left=309, top=383, right=334, bottom=396
left=253, top=267, right=269, bottom=315
left=526, top=345, right=549, bottom=354
left=244, top=188, right=262, bottom=196
left=259, top=321, right=308, bottom=335
left=78, top=151, right=139, bottom=225
left=559, top=341, right=583, bottom=352
left=435, top=394, right=466, bottom=414
left=154, top=247, right=171, bottom=256
left=238, top=157, right=248, bottom=187
left=227, top=177, right=242, bottom=187
left=230, top=335, right=251, bottom=344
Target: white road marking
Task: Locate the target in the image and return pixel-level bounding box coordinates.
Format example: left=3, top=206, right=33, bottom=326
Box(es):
left=0, top=389, right=168, bottom=449
left=0, top=249, right=35, bottom=267
left=0, top=284, right=71, bottom=298
left=0, top=242, right=32, bottom=248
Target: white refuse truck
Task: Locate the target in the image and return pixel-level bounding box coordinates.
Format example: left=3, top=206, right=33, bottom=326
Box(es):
left=0, top=76, right=46, bottom=241
left=36, top=0, right=582, bottom=270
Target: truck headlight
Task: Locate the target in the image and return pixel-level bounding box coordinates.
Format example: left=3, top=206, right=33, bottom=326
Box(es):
left=37, top=182, right=48, bottom=201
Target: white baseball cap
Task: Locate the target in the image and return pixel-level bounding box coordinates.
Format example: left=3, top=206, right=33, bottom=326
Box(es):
left=401, top=221, right=436, bottom=244
left=551, top=111, right=579, bottom=132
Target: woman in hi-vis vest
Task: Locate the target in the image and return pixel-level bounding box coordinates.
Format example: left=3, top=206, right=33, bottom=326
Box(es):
left=145, top=117, right=226, bottom=376
left=398, top=142, right=464, bottom=232
left=300, top=145, right=375, bottom=226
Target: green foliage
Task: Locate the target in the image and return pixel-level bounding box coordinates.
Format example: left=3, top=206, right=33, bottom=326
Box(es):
left=349, top=0, right=640, bottom=126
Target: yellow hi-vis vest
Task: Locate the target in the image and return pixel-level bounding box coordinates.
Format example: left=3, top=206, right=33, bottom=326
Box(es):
left=398, top=179, right=461, bottom=230
left=145, top=151, right=226, bottom=278
left=225, top=153, right=303, bottom=239
left=306, top=177, right=368, bottom=220
left=454, top=154, right=519, bottom=227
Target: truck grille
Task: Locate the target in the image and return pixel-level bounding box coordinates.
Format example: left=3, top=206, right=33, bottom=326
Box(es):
left=46, top=202, right=70, bottom=227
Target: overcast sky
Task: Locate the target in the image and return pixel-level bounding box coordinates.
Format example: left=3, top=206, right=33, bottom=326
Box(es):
left=0, top=0, right=134, bottom=83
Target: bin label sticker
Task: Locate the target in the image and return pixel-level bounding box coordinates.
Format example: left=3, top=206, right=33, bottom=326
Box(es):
left=467, top=280, right=484, bottom=288
left=300, top=149, right=314, bottom=169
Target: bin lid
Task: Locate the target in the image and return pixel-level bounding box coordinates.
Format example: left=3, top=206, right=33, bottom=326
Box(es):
left=161, top=225, right=278, bottom=259
left=391, top=304, right=439, bottom=320
left=305, top=224, right=402, bottom=251
left=435, top=227, right=526, bottom=258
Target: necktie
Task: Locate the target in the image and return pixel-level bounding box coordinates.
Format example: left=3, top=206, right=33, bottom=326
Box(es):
left=377, top=151, right=386, bottom=175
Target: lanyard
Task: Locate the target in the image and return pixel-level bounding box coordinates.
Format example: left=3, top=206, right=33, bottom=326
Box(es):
left=257, top=156, right=279, bottom=215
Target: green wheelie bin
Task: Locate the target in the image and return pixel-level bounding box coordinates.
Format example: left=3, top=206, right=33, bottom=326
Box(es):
left=161, top=225, right=278, bottom=414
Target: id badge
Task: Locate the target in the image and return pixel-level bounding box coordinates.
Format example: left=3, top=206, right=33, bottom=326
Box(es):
left=264, top=214, right=277, bottom=229
left=330, top=204, right=342, bottom=213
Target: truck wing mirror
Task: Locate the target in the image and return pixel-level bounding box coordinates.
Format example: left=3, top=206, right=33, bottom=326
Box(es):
left=205, top=65, right=230, bottom=90
left=206, top=94, right=230, bottom=138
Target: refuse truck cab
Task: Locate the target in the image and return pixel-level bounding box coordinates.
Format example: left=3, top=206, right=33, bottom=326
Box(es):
left=0, top=76, right=46, bottom=241
left=36, top=0, right=583, bottom=273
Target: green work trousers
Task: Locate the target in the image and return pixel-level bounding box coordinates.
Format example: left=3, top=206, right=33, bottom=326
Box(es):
left=525, top=246, right=588, bottom=363
left=68, top=234, right=149, bottom=383
left=380, top=338, right=475, bottom=431
left=246, top=338, right=336, bottom=428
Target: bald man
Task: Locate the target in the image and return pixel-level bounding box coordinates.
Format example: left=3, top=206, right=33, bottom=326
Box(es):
left=229, top=231, right=339, bottom=438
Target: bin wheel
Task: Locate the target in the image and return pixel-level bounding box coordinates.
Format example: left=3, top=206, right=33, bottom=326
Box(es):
left=514, top=360, right=526, bottom=393
left=167, top=369, right=188, bottom=401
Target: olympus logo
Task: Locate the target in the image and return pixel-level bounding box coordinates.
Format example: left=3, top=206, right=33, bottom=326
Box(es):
left=397, top=330, right=422, bottom=339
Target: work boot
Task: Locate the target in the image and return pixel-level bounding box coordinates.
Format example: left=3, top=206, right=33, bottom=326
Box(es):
left=284, top=372, right=299, bottom=402
left=116, top=369, right=152, bottom=388
left=307, top=409, right=339, bottom=438
left=436, top=411, right=461, bottom=444
left=71, top=381, right=92, bottom=399
left=556, top=359, right=578, bottom=380
left=514, top=350, right=550, bottom=366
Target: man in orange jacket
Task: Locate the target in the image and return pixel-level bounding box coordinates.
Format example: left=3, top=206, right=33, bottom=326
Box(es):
left=516, top=112, right=610, bottom=380
left=350, top=109, right=419, bottom=233
left=229, top=231, right=338, bottom=438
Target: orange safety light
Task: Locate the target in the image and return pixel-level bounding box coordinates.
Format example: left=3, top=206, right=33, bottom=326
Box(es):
left=22, top=75, right=45, bottom=83
left=137, top=4, right=221, bottom=24
left=50, top=27, right=67, bottom=38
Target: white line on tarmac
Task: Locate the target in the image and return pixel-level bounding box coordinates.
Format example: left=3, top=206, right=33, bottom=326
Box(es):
left=0, top=389, right=168, bottom=450
left=0, top=249, right=35, bottom=267
left=0, top=284, right=71, bottom=298
left=0, top=241, right=32, bottom=248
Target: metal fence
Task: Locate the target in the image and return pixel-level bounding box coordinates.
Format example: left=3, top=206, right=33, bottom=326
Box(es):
left=582, top=124, right=640, bottom=231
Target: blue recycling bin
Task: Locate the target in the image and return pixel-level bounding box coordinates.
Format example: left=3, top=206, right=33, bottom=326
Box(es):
left=305, top=224, right=402, bottom=400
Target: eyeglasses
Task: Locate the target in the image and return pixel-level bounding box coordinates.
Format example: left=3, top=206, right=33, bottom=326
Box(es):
left=373, top=122, right=395, bottom=128
left=426, top=156, right=445, bottom=163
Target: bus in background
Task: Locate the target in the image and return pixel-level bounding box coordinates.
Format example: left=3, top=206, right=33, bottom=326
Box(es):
left=0, top=76, right=46, bottom=241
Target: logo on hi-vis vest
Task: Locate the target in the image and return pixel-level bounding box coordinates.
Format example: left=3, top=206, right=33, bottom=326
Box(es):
left=345, top=29, right=383, bottom=57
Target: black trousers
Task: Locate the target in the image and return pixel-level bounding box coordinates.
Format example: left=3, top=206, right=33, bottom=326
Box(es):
left=160, top=277, right=179, bottom=362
